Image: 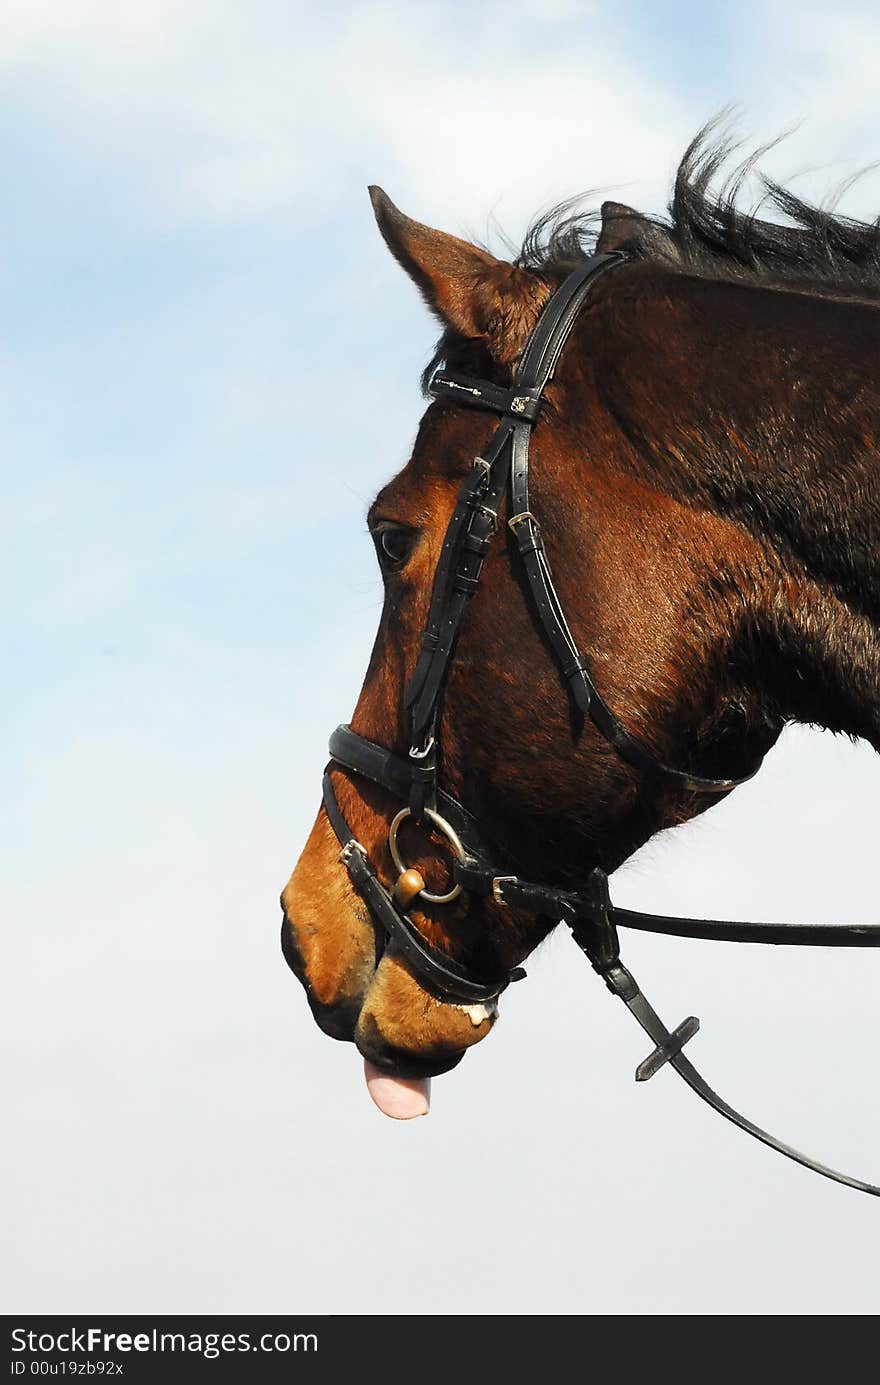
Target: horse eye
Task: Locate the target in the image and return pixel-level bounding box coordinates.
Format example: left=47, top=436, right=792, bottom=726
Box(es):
left=374, top=525, right=415, bottom=570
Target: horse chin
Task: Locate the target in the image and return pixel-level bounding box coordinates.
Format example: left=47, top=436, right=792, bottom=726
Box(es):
left=353, top=949, right=496, bottom=1077
left=357, top=1019, right=466, bottom=1079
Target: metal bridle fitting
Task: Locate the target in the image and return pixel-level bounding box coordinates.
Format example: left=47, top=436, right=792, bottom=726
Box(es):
left=388, top=806, right=465, bottom=905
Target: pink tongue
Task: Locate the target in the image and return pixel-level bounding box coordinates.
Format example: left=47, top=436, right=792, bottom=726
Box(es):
left=364, top=1059, right=431, bottom=1119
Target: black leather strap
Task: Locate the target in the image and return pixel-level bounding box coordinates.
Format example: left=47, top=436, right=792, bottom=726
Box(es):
left=325, top=725, right=880, bottom=1195
left=403, top=426, right=515, bottom=816
left=330, top=725, right=880, bottom=948
left=507, top=320, right=758, bottom=793
left=567, top=871, right=880, bottom=1197
left=430, top=372, right=543, bottom=422
left=602, top=956, right=880, bottom=1195
left=405, top=444, right=506, bottom=718
left=429, top=253, right=761, bottom=794
left=456, top=860, right=880, bottom=945
left=513, top=254, right=625, bottom=386
left=328, top=725, right=513, bottom=869
left=406, top=441, right=512, bottom=744
left=611, top=907, right=880, bottom=947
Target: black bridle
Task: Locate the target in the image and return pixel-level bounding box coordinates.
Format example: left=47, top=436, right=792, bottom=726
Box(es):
left=320, top=253, right=880, bottom=1196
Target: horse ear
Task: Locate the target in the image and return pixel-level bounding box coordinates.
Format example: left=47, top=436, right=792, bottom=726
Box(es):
left=368, top=186, right=549, bottom=362
left=597, top=200, right=680, bottom=260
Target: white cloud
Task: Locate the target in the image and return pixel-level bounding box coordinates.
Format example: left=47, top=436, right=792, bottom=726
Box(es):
left=0, top=1, right=691, bottom=230
left=2, top=1, right=877, bottom=235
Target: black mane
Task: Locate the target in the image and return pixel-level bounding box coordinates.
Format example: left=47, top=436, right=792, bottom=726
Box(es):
left=521, top=126, right=880, bottom=293
left=424, top=124, right=880, bottom=390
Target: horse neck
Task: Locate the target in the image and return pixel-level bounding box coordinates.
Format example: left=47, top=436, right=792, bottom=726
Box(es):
left=584, top=267, right=880, bottom=748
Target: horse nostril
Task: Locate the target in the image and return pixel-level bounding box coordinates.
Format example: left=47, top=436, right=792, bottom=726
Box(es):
left=280, top=912, right=310, bottom=987
left=308, top=996, right=361, bottom=1043
left=280, top=913, right=361, bottom=1044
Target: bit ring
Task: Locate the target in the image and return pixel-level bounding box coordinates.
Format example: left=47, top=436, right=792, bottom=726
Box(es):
left=388, top=807, right=465, bottom=905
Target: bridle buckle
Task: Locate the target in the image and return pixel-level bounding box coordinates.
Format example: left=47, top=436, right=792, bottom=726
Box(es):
left=492, top=875, right=518, bottom=906
left=472, top=456, right=492, bottom=481
left=409, top=736, right=435, bottom=760
left=338, top=839, right=367, bottom=866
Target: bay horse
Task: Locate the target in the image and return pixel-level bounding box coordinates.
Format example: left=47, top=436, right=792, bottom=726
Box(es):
left=281, top=131, right=880, bottom=1184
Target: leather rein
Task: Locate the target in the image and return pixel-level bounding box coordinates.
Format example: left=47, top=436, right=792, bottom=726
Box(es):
left=321, top=253, right=880, bottom=1197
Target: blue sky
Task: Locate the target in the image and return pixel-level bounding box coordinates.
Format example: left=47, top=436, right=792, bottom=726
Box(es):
left=5, top=1, right=880, bottom=1314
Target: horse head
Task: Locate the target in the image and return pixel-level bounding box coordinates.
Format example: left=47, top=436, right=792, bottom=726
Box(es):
left=281, top=134, right=880, bottom=1121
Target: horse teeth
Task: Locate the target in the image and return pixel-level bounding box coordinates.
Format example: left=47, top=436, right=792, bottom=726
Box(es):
left=465, top=1002, right=496, bottom=1027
